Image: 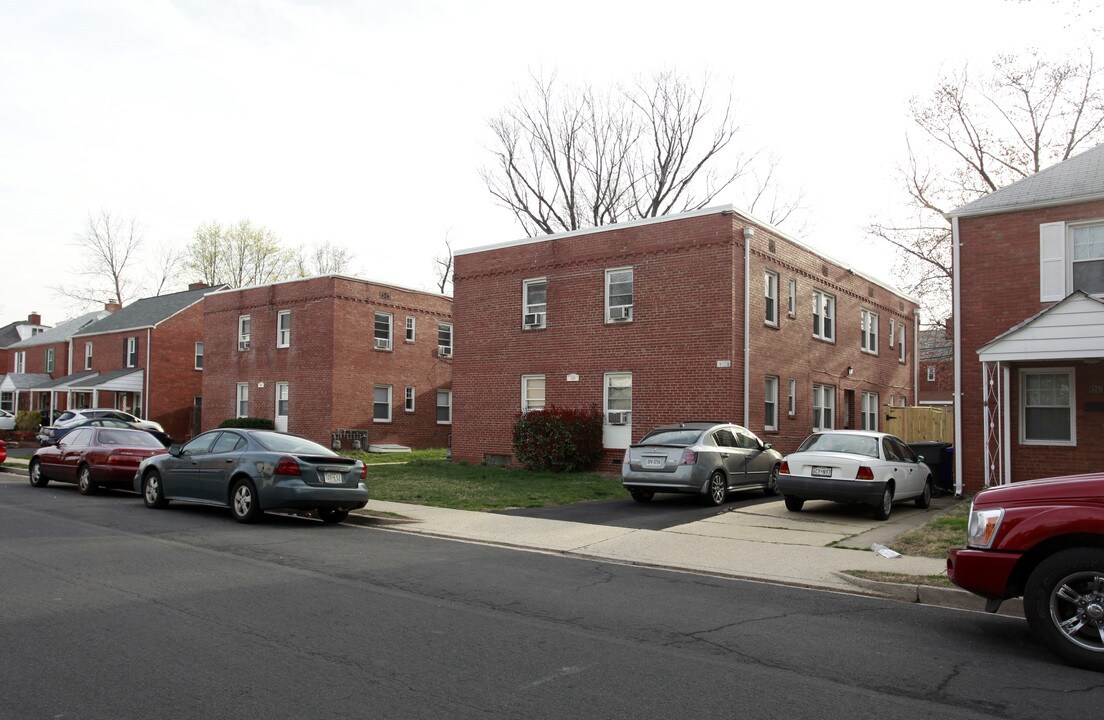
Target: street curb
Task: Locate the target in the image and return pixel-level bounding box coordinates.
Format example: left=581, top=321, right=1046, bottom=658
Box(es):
left=836, top=571, right=1025, bottom=617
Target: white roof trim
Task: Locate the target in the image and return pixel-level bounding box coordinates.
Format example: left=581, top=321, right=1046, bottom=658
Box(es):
left=977, top=291, right=1104, bottom=362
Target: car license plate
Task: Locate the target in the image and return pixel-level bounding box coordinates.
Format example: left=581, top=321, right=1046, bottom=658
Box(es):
left=324, top=472, right=344, bottom=484
left=811, top=466, right=832, bottom=477
left=643, top=457, right=665, bottom=469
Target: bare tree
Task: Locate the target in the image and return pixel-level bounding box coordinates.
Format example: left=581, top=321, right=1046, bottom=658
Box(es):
left=869, top=50, right=1104, bottom=326
left=296, top=241, right=356, bottom=277
left=56, top=210, right=145, bottom=308
left=182, top=219, right=297, bottom=289
left=149, top=240, right=184, bottom=296
left=433, top=232, right=453, bottom=295
left=482, top=70, right=796, bottom=237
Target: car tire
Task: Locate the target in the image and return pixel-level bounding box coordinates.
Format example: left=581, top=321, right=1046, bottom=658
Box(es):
left=230, top=478, right=262, bottom=524
left=705, top=470, right=727, bottom=506
left=915, top=478, right=932, bottom=509
left=872, top=486, right=893, bottom=521
left=764, top=465, right=780, bottom=496
left=143, top=470, right=169, bottom=509
left=784, top=495, right=804, bottom=512
left=28, top=460, right=49, bottom=488
left=630, top=490, right=654, bottom=503
left=77, top=465, right=97, bottom=495
left=318, top=509, right=349, bottom=524
left=1024, top=548, right=1104, bottom=671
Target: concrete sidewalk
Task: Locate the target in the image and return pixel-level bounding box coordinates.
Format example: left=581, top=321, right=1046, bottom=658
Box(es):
left=347, top=496, right=1016, bottom=616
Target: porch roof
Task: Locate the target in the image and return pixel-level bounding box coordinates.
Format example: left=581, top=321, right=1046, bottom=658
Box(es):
left=68, top=368, right=143, bottom=392
left=35, top=370, right=99, bottom=390
left=0, top=373, right=52, bottom=392
left=977, top=291, right=1104, bottom=362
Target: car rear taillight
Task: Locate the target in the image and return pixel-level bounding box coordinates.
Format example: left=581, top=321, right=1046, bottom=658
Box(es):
left=856, top=466, right=875, bottom=480
left=779, top=460, right=790, bottom=474
left=680, top=450, right=697, bottom=465
left=274, top=456, right=301, bottom=476
left=360, top=462, right=367, bottom=480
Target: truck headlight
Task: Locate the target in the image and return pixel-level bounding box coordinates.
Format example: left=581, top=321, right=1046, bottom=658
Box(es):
left=966, top=506, right=1005, bottom=549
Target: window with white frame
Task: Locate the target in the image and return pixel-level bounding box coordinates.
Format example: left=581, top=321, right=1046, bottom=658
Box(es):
left=788, top=279, right=797, bottom=317
left=861, top=309, right=879, bottom=353
left=898, top=325, right=906, bottom=363
left=0, top=391, right=12, bottom=411
left=436, top=390, right=452, bottom=424
left=1021, top=369, right=1075, bottom=444
left=195, top=342, right=204, bottom=370
left=45, top=348, right=54, bottom=373
left=522, top=375, right=546, bottom=412
left=861, top=391, right=879, bottom=431
left=405, top=386, right=415, bottom=413
left=813, top=384, right=835, bottom=431
left=764, top=376, right=779, bottom=430
left=523, top=278, right=547, bottom=328
left=238, top=315, right=251, bottom=351
left=437, top=322, right=453, bottom=357
left=126, top=337, right=138, bottom=368
left=14, top=351, right=25, bottom=373
left=764, top=271, right=779, bottom=326
left=788, top=378, right=796, bottom=416
left=605, top=267, right=633, bottom=322
left=236, top=383, right=249, bottom=418
left=405, top=316, right=416, bottom=343
left=926, top=366, right=935, bottom=382
left=373, top=385, right=392, bottom=422
left=84, top=342, right=93, bottom=370
left=1072, top=222, right=1104, bottom=294
left=605, top=373, right=632, bottom=425
left=812, top=290, right=835, bottom=341
left=374, top=313, right=392, bottom=351
left=889, top=318, right=896, bottom=348
left=276, top=383, right=289, bottom=418
left=276, top=310, right=291, bottom=348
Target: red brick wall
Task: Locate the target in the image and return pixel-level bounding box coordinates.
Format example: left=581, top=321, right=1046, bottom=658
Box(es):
left=202, top=276, right=453, bottom=449
left=453, top=210, right=917, bottom=470
left=958, top=199, right=1104, bottom=492
left=149, top=304, right=206, bottom=442
left=14, top=340, right=70, bottom=376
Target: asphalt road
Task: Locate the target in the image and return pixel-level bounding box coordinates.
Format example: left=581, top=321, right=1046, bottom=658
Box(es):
left=2, top=475, right=1100, bottom=720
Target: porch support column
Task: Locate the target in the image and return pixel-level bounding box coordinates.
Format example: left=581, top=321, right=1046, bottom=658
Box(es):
left=982, top=360, right=1004, bottom=488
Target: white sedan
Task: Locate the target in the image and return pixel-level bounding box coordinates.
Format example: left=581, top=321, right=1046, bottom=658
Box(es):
left=0, top=409, right=14, bottom=431
left=776, top=430, right=933, bottom=520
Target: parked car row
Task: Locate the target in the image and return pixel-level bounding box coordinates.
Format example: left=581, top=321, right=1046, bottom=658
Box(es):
left=36, top=408, right=171, bottom=447
left=27, top=427, right=370, bottom=524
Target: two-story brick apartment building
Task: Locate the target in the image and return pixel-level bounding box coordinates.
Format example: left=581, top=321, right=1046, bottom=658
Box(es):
left=65, top=285, right=224, bottom=441
left=0, top=313, right=49, bottom=412
left=2, top=309, right=111, bottom=418
left=201, top=275, right=453, bottom=449
left=452, top=206, right=919, bottom=469
left=951, top=144, right=1104, bottom=494
left=919, top=325, right=954, bottom=406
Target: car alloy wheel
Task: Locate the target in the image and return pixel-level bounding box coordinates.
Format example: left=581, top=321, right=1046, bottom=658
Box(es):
left=915, top=478, right=932, bottom=509
left=707, top=471, right=727, bottom=506
left=1025, top=548, right=1104, bottom=671
left=78, top=466, right=96, bottom=495
left=143, top=471, right=169, bottom=509
left=764, top=465, right=780, bottom=496
left=28, top=460, right=49, bottom=488
left=231, top=478, right=261, bottom=523
left=872, top=486, right=893, bottom=521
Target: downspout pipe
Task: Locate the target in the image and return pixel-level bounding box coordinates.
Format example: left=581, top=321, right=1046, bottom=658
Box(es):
left=951, top=216, right=963, bottom=497
left=743, top=226, right=754, bottom=428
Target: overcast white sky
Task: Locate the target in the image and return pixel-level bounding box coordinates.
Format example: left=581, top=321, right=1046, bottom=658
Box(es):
left=0, top=0, right=1097, bottom=326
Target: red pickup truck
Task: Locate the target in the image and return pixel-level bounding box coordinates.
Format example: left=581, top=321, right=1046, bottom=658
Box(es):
left=947, top=473, right=1104, bottom=671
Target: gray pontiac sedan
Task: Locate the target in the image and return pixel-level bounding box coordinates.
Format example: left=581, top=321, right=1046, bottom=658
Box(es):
left=134, top=429, right=368, bottom=524
left=621, top=421, right=783, bottom=505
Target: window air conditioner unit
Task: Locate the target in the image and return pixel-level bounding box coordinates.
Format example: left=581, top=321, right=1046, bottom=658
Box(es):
left=374, top=338, right=392, bottom=351
left=610, top=306, right=633, bottom=322
left=608, top=411, right=629, bottom=426
left=238, top=339, right=250, bottom=351
left=523, top=312, right=545, bottom=328
left=438, top=345, right=452, bottom=358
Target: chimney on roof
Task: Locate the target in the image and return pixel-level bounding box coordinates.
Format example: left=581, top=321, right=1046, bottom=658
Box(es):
left=28, top=312, right=41, bottom=325
left=105, top=301, right=122, bottom=313
left=188, top=282, right=210, bottom=291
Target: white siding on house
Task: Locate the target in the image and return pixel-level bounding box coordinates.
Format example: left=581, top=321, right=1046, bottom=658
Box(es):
left=978, top=293, right=1104, bottom=361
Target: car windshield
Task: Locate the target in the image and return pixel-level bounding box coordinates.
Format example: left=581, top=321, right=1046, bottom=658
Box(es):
left=638, top=428, right=704, bottom=446
left=99, top=429, right=163, bottom=448
left=252, top=431, right=335, bottom=456
left=796, top=433, right=879, bottom=458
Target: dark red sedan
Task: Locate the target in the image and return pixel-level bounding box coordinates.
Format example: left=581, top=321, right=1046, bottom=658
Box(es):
left=29, top=426, right=168, bottom=495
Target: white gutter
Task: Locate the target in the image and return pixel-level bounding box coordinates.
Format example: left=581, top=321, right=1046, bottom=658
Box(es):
left=913, top=310, right=919, bottom=405
left=952, top=216, right=963, bottom=497
left=145, top=328, right=151, bottom=418
left=742, top=226, right=753, bottom=427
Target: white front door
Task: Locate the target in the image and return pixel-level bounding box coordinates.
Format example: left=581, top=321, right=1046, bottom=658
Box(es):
left=602, top=372, right=632, bottom=449
left=274, top=382, right=289, bottom=433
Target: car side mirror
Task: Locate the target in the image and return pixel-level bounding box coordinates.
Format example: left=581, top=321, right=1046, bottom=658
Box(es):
left=763, top=443, right=772, bottom=451
left=916, top=454, right=925, bottom=463
left=168, top=444, right=183, bottom=457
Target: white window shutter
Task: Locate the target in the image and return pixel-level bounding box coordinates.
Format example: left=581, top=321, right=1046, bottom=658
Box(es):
left=1039, top=222, right=1066, bottom=302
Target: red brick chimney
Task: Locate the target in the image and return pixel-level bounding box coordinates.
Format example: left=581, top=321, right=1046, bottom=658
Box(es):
left=188, top=282, right=210, bottom=291
left=28, top=312, right=41, bottom=325
left=105, top=302, right=122, bottom=313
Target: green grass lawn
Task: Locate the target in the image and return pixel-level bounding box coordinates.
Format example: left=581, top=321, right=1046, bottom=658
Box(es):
left=343, top=449, right=625, bottom=511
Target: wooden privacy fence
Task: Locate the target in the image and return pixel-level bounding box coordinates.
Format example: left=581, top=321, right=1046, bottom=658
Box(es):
left=882, top=405, right=953, bottom=443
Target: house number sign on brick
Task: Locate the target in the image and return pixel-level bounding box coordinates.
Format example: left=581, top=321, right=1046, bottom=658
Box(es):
left=1091, top=385, right=1103, bottom=394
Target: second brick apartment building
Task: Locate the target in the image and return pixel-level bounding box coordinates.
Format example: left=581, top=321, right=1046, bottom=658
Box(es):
left=452, top=206, right=919, bottom=469
left=201, top=275, right=453, bottom=449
